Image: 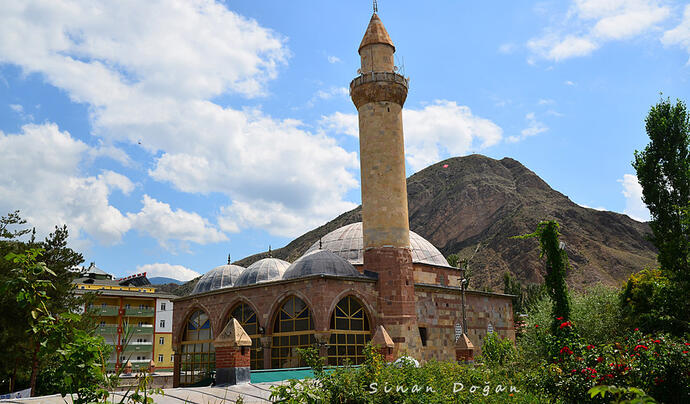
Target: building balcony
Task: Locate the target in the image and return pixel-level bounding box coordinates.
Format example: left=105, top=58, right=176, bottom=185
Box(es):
left=90, top=305, right=119, bottom=316
left=123, top=308, right=154, bottom=317
left=122, top=344, right=153, bottom=353
left=121, top=324, right=153, bottom=336
left=95, top=324, right=119, bottom=335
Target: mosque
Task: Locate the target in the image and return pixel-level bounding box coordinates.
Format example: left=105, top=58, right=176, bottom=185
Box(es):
left=171, top=11, right=514, bottom=387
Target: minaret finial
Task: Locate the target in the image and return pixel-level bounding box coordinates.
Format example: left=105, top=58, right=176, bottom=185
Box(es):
left=373, top=0, right=378, bottom=13
left=319, top=237, right=323, bottom=250
left=268, top=245, right=272, bottom=257
left=227, top=253, right=231, bottom=265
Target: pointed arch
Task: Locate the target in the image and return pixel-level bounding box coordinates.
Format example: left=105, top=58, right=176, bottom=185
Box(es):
left=179, top=309, right=215, bottom=386
left=328, top=295, right=372, bottom=365
left=270, top=295, right=316, bottom=368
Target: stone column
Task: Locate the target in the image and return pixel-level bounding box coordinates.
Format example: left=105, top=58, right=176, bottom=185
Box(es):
left=172, top=350, right=181, bottom=388
left=261, top=336, right=272, bottom=369
left=314, top=332, right=331, bottom=364
left=214, top=318, right=252, bottom=385
left=371, top=325, right=395, bottom=362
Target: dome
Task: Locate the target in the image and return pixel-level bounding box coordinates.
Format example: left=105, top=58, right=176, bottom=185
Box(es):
left=234, top=258, right=291, bottom=286
left=191, top=264, right=245, bottom=295
left=283, top=250, right=361, bottom=280
left=305, top=222, right=453, bottom=268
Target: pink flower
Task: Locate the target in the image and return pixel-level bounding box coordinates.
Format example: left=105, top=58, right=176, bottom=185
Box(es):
left=556, top=317, right=564, bottom=320
left=535, top=324, right=539, bottom=328
left=634, top=345, right=648, bottom=351
left=559, top=321, right=572, bottom=329
left=597, top=357, right=603, bottom=363
left=653, top=339, right=661, bottom=344
left=634, top=328, right=639, bottom=331
left=586, top=345, right=595, bottom=350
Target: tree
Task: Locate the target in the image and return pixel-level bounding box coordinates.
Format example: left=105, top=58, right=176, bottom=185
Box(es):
left=633, top=97, right=690, bottom=282
left=514, top=220, right=571, bottom=333
left=0, top=211, right=87, bottom=395
left=630, top=97, right=690, bottom=333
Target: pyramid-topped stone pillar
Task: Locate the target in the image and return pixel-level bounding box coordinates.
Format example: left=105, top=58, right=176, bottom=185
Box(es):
left=371, top=325, right=395, bottom=362
left=214, top=318, right=252, bottom=385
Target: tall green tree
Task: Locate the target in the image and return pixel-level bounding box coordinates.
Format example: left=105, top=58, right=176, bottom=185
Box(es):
left=633, top=97, right=690, bottom=282
left=627, top=97, right=690, bottom=333
left=514, top=220, right=571, bottom=333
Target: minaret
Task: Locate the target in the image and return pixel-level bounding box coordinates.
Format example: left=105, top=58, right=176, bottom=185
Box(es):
left=350, top=12, right=421, bottom=357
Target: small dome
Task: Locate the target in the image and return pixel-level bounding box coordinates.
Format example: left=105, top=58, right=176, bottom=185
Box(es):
left=305, top=222, right=453, bottom=268
left=191, top=264, right=245, bottom=295
left=283, top=250, right=361, bottom=280
left=234, top=258, right=291, bottom=286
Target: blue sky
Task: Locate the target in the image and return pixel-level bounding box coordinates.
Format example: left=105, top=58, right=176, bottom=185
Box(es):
left=1, top=0, right=689, bottom=281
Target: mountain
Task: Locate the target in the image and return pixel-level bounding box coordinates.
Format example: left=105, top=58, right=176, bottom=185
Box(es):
left=149, top=277, right=183, bottom=285
left=183, top=155, right=657, bottom=294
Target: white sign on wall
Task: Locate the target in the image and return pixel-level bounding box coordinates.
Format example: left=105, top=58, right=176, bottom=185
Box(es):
left=487, top=322, right=494, bottom=334
left=454, top=323, right=463, bottom=341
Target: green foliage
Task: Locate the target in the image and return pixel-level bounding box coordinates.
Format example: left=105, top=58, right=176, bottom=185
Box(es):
left=632, top=97, right=690, bottom=333
left=480, top=332, right=516, bottom=366
left=589, top=385, right=657, bottom=404
left=514, top=220, right=571, bottom=333
left=619, top=269, right=684, bottom=334
left=446, top=253, right=459, bottom=268
left=271, top=344, right=552, bottom=403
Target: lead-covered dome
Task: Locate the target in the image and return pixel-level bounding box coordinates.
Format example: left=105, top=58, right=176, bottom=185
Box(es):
left=283, top=250, right=361, bottom=280
left=234, top=258, right=291, bottom=286
left=305, top=222, right=452, bottom=268
left=191, top=264, right=245, bottom=295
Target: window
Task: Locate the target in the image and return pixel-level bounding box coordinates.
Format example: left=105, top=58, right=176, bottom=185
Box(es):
left=419, top=327, right=428, bottom=347
left=139, top=304, right=145, bottom=309
left=271, top=296, right=315, bottom=369
left=159, top=337, right=165, bottom=345
left=159, top=319, right=165, bottom=328
left=328, top=296, right=371, bottom=366
left=100, top=321, right=106, bottom=327
left=171, top=354, right=174, bottom=363
left=160, top=302, right=166, bottom=311
left=180, top=310, right=214, bottom=386
left=158, top=354, right=164, bottom=362
left=138, top=321, right=144, bottom=327
left=101, top=302, right=107, bottom=308
left=125, top=304, right=131, bottom=309
left=226, top=302, right=263, bottom=369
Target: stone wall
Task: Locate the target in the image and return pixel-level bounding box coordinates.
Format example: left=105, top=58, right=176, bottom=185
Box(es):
left=415, top=284, right=514, bottom=361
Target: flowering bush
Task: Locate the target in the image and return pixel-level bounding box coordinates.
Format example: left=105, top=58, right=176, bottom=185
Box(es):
left=526, top=322, right=690, bottom=403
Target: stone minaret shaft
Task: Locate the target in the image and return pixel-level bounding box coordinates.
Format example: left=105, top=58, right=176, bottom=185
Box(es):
left=350, top=13, right=421, bottom=357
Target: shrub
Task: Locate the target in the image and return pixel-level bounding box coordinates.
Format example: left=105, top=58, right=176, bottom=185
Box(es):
left=480, top=332, right=516, bottom=366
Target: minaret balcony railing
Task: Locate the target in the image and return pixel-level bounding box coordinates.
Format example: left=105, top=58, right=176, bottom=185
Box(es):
left=349, top=72, right=409, bottom=94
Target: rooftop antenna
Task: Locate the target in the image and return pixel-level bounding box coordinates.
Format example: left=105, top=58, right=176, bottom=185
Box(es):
left=227, top=254, right=231, bottom=265
left=373, top=0, right=378, bottom=13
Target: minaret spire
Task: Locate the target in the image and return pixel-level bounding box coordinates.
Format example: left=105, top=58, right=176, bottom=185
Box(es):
left=373, top=0, right=378, bottom=13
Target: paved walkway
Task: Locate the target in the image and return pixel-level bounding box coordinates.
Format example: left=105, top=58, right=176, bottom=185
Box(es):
left=0, top=382, right=282, bottom=404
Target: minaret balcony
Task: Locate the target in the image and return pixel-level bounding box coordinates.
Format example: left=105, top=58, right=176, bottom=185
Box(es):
left=350, top=72, right=409, bottom=109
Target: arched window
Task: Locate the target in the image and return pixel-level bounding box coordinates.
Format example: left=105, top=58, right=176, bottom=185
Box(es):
left=328, top=296, right=371, bottom=365
left=271, top=296, right=315, bottom=368
left=225, top=302, right=263, bottom=370
left=180, top=310, right=214, bottom=386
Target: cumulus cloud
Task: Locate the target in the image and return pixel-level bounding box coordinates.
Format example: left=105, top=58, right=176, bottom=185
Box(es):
left=136, top=263, right=201, bottom=282
left=0, top=123, right=132, bottom=244
left=619, top=174, right=651, bottom=222
left=327, top=55, right=342, bottom=64
left=0, top=1, right=363, bottom=238
left=528, top=0, right=671, bottom=62
left=507, top=112, right=548, bottom=143
left=127, top=195, right=227, bottom=250
left=661, top=4, right=690, bottom=63
left=321, top=100, right=503, bottom=172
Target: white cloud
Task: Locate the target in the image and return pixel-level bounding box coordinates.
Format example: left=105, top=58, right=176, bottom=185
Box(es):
left=538, top=99, right=555, bottom=105
left=320, top=111, right=359, bottom=137
left=564, top=80, right=576, bottom=86
left=321, top=100, right=503, bottom=172
left=619, top=174, right=651, bottom=221
left=9, top=104, right=22, bottom=113
left=0, top=1, right=364, bottom=238
left=136, top=263, right=201, bottom=282
left=128, top=195, right=227, bottom=250
left=662, top=5, right=690, bottom=63
left=498, top=43, right=517, bottom=54
left=527, top=0, right=671, bottom=62
left=327, top=55, right=341, bottom=64
left=508, top=112, right=549, bottom=143
left=0, top=123, right=132, bottom=244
